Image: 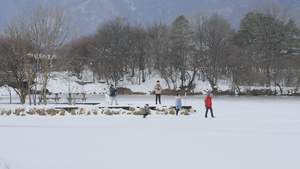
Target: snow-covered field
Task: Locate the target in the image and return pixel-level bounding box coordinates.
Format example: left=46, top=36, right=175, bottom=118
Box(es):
left=1, top=95, right=300, bottom=169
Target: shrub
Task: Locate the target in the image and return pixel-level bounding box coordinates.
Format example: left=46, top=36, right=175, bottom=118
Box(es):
left=27, top=109, right=36, bottom=115
left=115, top=110, right=121, bottom=115
left=1, top=109, right=5, bottom=115
left=60, top=109, right=66, bottom=116
left=15, top=111, right=20, bottom=116
left=133, top=110, right=142, bottom=115
left=106, top=109, right=113, bottom=115
left=6, top=110, right=12, bottom=116
left=70, top=109, right=76, bottom=115
left=129, top=107, right=135, bottom=112
left=15, top=108, right=25, bottom=116
left=46, top=108, right=59, bottom=116
left=169, top=108, right=175, bottom=115
left=93, top=109, right=98, bottom=115
left=78, top=108, right=85, bottom=115
left=37, top=109, right=46, bottom=116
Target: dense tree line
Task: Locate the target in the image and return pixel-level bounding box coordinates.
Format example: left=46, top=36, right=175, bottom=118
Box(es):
left=65, top=2, right=300, bottom=94
left=1, top=2, right=300, bottom=104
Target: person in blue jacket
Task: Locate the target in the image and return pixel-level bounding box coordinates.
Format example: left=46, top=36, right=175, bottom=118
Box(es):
left=175, top=93, right=182, bottom=115
left=109, top=85, right=118, bottom=105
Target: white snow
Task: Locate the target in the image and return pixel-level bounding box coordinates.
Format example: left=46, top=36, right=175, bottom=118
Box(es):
left=1, top=71, right=300, bottom=169
left=1, top=70, right=298, bottom=99
left=0, top=70, right=224, bottom=98
left=0, top=95, right=300, bottom=169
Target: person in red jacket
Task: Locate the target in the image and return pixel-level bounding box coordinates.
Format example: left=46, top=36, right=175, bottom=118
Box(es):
left=204, top=93, right=215, bottom=118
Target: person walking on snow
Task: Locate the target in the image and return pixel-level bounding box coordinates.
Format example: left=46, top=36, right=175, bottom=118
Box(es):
left=154, top=80, right=162, bottom=105
left=109, top=85, right=118, bottom=105
left=204, top=93, right=215, bottom=118
left=175, top=93, right=182, bottom=116
left=142, top=104, right=150, bottom=118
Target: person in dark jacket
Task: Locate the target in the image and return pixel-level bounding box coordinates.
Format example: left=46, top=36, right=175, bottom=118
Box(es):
left=109, top=85, right=118, bottom=105
left=153, top=80, right=162, bottom=105
left=175, top=93, right=182, bottom=116
left=142, top=104, right=150, bottom=118
left=204, top=93, right=215, bottom=118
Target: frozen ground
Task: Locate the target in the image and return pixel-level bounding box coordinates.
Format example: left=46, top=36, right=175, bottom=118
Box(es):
left=0, top=95, right=300, bottom=169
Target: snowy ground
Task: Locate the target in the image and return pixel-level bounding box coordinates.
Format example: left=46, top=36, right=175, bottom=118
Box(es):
left=0, top=70, right=226, bottom=97
left=0, top=95, right=300, bottom=169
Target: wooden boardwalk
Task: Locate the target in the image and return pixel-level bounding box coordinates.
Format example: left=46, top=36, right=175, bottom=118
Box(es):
left=55, top=106, right=80, bottom=112
left=98, top=105, right=192, bottom=110
left=52, top=102, right=99, bottom=105
left=55, top=105, right=192, bottom=111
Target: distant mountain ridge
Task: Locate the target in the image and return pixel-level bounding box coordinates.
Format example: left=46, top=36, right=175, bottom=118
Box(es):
left=0, top=0, right=299, bottom=35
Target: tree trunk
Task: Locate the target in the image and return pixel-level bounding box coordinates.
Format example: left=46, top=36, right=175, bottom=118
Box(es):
left=27, top=76, right=32, bottom=105
left=275, top=83, right=283, bottom=95
left=187, top=69, right=197, bottom=91
left=20, top=91, right=26, bottom=104
left=142, top=69, right=145, bottom=83
left=235, top=82, right=241, bottom=95
left=209, top=79, right=217, bottom=93
left=43, top=55, right=49, bottom=105
left=34, top=72, right=38, bottom=105
left=5, top=86, right=12, bottom=104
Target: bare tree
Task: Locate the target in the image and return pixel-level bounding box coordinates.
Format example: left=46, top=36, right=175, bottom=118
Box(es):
left=93, top=16, right=132, bottom=86
left=225, top=43, right=254, bottom=94
left=282, top=20, right=300, bottom=93
left=238, top=5, right=296, bottom=88
left=65, top=36, right=93, bottom=79
left=201, top=13, right=234, bottom=92
left=0, top=15, right=35, bottom=104
left=1, top=4, right=79, bottom=104
left=147, top=21, right=175, bottom=88
left=147, top=21, right=170, bottom=71
left=130, top=25, right=149, bottom=84
left=190, top=10, right=208, bottom=89
left=252, top=1, right=291, bottom=22
left=28, top=4, right=79, bottom=104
